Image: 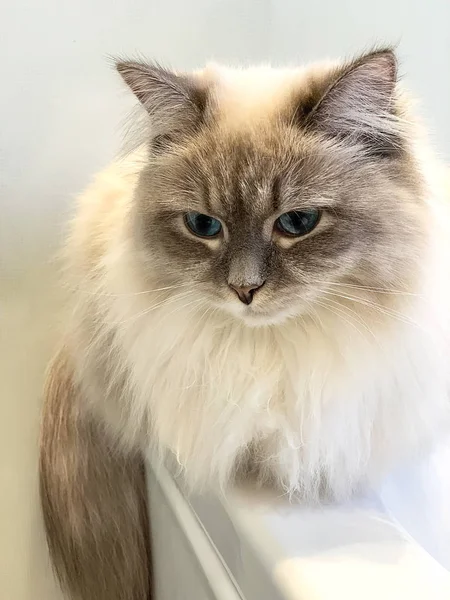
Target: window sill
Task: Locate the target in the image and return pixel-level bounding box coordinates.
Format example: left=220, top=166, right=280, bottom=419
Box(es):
left=147, top=439, right=450, bottom=600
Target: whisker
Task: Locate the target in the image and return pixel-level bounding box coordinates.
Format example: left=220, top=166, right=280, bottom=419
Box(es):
left=320, top=288, right=425, bottom=331
left=67, top=281, right=196, bottom=298
left=147, top=297, right=206, bottom=332
left=313, top=298, right=368, bottom=340
left=303, top=300, right=325, bottom=331
left=111, top=290, right=197, bottom=325
left=318, top=296, right=381, bottom=343
left=310, top=279, right=420, bottom=297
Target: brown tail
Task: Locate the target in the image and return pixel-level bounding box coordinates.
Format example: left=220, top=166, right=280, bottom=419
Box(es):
left=39, top=347, right=151, bottom=600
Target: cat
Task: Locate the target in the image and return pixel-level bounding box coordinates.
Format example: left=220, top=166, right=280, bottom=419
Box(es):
left=40, top=48, right=450, bottom=600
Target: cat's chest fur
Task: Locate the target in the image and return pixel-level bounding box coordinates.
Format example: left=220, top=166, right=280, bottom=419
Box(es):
left=109, top=279, right=449, bottom=499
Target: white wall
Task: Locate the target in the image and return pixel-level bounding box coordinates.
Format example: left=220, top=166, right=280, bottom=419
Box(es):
left=0, top=2, right=448, bottom=599
left=269, top=0, right=450, bottom=159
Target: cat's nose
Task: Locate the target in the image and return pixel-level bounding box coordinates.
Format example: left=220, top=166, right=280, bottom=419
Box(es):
left=229, top=283, right=264, bottom=305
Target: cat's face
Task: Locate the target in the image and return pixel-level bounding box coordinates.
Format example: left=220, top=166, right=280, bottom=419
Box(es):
left=135, top=126, right=423, bottom=326
left=120, top=51, right=426, bottom=326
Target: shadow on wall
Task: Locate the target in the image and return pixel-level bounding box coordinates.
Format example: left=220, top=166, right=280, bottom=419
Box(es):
left=0, top=260, right=66, bottom=600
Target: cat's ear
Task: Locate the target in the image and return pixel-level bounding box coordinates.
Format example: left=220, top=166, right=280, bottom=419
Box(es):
left=303, top=49, right=401, bottom=156
left=116, top=60, right=206, bottom=143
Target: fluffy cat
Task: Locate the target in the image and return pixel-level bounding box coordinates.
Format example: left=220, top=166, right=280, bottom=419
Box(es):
left=40, top=48, right=450, bottom=600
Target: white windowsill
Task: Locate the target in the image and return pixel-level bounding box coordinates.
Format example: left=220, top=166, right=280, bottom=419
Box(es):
left=147, top=438, right=450, bottom=600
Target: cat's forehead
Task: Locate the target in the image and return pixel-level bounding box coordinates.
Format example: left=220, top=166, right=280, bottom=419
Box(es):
left=176, top=61, right=347, bottom=216
left=197, top=61, right=338, bottom=128
left=177, top=123, right=349, bottom=218
left=195, top=132, right=287, bottom=216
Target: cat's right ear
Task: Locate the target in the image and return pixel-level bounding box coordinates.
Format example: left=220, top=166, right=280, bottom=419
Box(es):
left=299, top=49, right=402, bottom=157
left=116, top=60, right=207, bottom=142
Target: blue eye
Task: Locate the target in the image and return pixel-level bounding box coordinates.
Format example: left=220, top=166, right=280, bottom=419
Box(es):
left=184, top=212, right=222, bottom=238
left=276, top=209, right=321, bottom=237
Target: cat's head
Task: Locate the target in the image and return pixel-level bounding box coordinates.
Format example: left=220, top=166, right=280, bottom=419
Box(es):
left=117, top=50, right=426, bottom=326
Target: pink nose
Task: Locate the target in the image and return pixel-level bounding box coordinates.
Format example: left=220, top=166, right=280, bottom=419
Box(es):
left=229, top=283, right=263, bottom=305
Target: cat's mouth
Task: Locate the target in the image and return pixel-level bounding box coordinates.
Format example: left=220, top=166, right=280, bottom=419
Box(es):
left=224, top=301, right=299, bottom=327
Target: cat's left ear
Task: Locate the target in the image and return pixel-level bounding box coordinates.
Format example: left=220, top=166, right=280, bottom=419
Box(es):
left=302, top=49, right=401, bottom=156
left=116, top=60, right=206, bottom=143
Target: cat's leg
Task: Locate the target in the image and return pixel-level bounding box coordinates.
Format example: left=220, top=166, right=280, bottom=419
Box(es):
left=244, top=432, right=325, bottom=500
left=39, top=347, right=151, bottom=600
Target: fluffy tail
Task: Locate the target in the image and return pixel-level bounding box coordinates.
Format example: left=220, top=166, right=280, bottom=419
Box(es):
left=39, top=347, right=151, bottom=600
